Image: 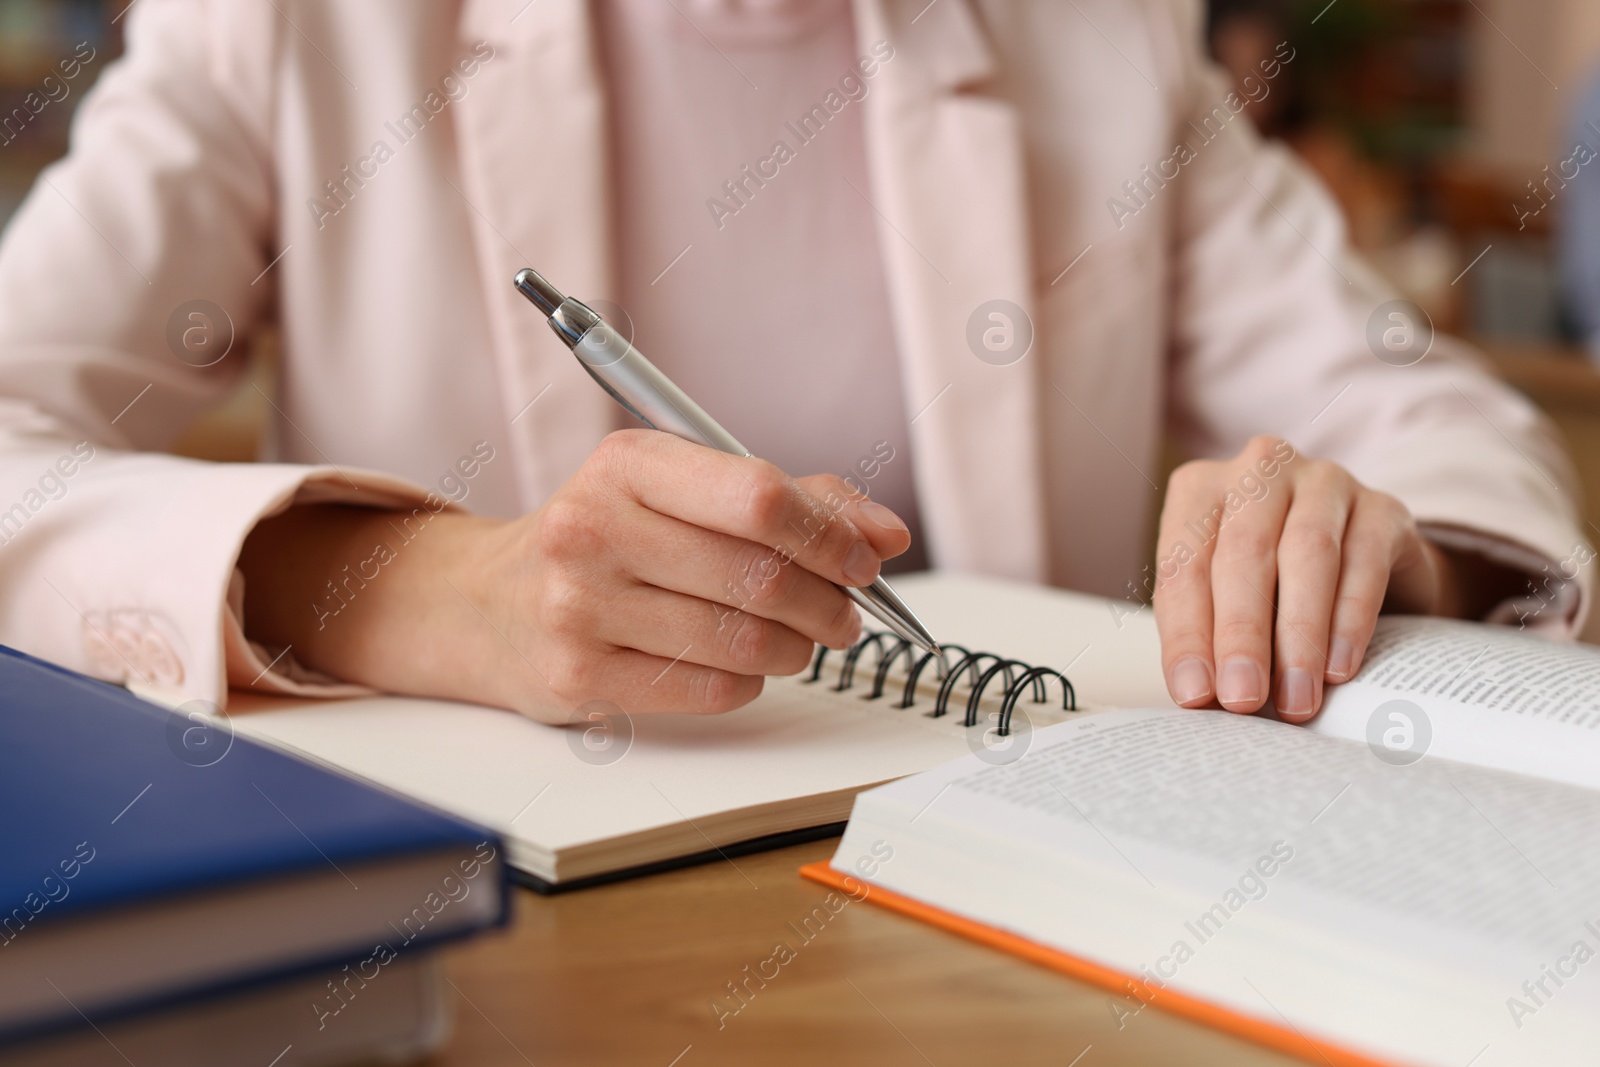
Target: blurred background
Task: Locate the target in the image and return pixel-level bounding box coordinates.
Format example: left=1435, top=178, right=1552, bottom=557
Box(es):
left=1204, top=0, right=1600, bottom=639
left=1206, top=0, right=1600, bottom=346
left=0, top=0, right=108, bottom=219
left=4, top=0, right=1600, bottom=625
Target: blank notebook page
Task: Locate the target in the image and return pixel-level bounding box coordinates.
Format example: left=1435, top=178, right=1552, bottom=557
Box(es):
left=228, top=572, right=1171, bottom=880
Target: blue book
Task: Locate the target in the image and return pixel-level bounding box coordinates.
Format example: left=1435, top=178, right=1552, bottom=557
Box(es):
left=0, top=645, right=509, bottom=1045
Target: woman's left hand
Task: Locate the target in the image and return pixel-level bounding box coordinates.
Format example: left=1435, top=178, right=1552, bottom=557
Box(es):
left=1151, top=435, right=1506, bottom=722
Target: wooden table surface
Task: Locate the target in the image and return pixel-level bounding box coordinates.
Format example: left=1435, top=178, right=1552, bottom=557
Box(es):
left=427, top=838, right=1303, bottom=1067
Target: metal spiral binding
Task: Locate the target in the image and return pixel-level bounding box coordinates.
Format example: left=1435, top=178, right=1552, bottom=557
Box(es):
left=805, top=632, right=1076, bottom=736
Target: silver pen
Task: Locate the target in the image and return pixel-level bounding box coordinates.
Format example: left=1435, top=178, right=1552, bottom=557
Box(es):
left=514, top=267, right=942, bottom=660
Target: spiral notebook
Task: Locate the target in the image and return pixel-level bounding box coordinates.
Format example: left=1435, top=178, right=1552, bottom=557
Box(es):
left=229, top=573, right=1170, bottom=890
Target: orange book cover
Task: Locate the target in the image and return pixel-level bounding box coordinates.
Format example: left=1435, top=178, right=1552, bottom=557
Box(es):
left=799, top=861, right=1402, bottom=1067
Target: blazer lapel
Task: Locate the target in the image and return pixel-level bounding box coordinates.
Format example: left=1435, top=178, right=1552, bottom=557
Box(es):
left=455, top=0, right=1048, bottom=579
left=853, top=0, right=1048, bottom=581
left=454, top=0, right=614, bottom=508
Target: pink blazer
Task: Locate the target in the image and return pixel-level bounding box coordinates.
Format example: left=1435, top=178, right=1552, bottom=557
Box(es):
left=0, top=0, right=1585, bottom=707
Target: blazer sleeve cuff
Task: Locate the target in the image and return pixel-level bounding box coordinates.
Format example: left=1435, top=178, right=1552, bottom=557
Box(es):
left=216, top=467, right=456, bottom=704
left=0, top=450, right=445, bottom=710
left=1418, top=523, right=1589, bottom=637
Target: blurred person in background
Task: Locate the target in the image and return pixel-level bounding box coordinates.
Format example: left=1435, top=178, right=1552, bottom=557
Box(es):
left=0, top=0, right=1585, bottom=730
left=1561, top=66, right=1600, bottom=362
left=1207, top=0, right=1302, bottom=140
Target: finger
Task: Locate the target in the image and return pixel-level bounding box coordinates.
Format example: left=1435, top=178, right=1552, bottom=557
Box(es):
left=1153, top=460, right=1224, bottom=708
left=1326, top=492, right=1409, bottom=685
left=795, top=474, right=913, bottom=560
left=598, top=430, right=882, bottom=588
left=1209, top=450, right=1294, bottom=714
left=596, top=584, right=818, bottom=678
left=621, top=508, right=863, bottom=649
left=1270, top=462, right=1352, bottom=722
left=544, top=644, right=765, bottom=717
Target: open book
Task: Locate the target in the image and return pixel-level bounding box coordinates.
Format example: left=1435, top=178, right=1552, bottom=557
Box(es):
left=815, top=615, right=1600, bottom=1067
left=230, top=572, right=1166, bottom=890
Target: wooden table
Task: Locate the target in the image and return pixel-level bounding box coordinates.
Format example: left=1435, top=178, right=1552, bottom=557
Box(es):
left=427, top=839, right=1301, bottom=1067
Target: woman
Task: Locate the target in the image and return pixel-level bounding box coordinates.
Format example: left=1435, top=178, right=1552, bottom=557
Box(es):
left=0, top=0, right=1582, bottom=724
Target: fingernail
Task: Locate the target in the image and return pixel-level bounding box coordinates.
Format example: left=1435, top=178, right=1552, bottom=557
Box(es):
left=1170, top=657, right=1212, bottom=706
left=1278, top=667, right=1315, bottom=719
left=842, top=540, right=880, bottom=586
left=1327, top=637, right=1355, bottom=681
left=1217, top=656, right=1262, bottom=709
left=856, top=500, right=907, bottom=534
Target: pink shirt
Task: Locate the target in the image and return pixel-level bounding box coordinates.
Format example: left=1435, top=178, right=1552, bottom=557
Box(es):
left=0, top=0, right=1582, bottom=706
left=597, top=0, right=926, bottom=569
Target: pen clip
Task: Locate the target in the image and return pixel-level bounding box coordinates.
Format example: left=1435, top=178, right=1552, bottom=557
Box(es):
left=573, top=356, right=659, bottom=432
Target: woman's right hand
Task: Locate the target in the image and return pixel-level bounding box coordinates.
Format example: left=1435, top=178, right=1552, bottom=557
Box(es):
left=238, top=429, right=911, bottom=722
